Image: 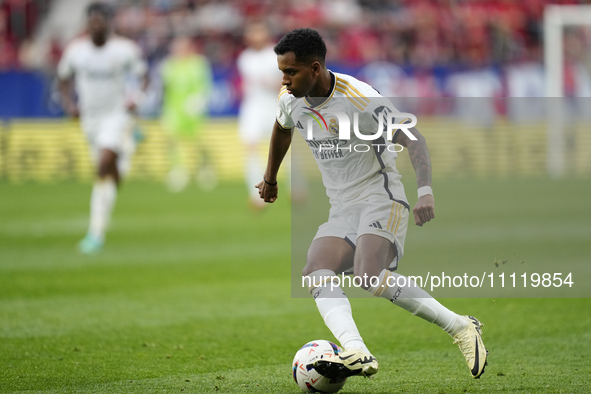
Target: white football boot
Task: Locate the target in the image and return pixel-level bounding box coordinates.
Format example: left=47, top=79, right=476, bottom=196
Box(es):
left=313, top=349, right=378, bottom=380
left=453, top=315, right=488, bottom=378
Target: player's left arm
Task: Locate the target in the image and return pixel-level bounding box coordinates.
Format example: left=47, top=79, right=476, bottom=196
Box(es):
left=395, top=128, right=435, bottom=226
left=140, top=72, right=150, bottom=93
left=127, top=43, right=150, bottom=112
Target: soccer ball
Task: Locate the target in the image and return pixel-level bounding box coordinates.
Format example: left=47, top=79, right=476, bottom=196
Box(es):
left=292, top=340, right=347, bottom=393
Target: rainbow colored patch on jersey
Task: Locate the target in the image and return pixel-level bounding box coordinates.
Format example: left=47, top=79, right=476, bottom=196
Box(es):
left=303, top=107, right=328, bottom=131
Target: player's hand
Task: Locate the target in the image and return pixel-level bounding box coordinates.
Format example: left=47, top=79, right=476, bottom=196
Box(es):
left=126, top=99, right=138, bottom=113
left=64, top=101, right=79, bottom=118
left=256, top=179, right=278, bottom=203
left=127, top=91, right=148, bottom=114
left=413, top=194, right=435, bottom=226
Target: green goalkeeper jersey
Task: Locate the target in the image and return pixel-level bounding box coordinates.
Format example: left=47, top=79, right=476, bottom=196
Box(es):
left=161, top=54, right=213, bottom=137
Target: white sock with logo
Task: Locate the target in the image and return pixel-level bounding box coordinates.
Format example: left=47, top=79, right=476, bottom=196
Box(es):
left=368, top=269, right=466, bottom=336
left=88, top=177, right=117, bottom=242
left=307, top=269, right=371, bottom=354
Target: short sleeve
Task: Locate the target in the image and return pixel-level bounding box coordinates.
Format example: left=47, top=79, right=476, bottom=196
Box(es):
left=128, top=43, right=148, bottom=77
left=236, top=51, right=246, bottom=76
left=57, top=45, right=75, bottom=80
left=358, top=96, right=399, bottom=137
left=358, top=96, right=416, bottom=142
left=276, top=95, right=294, bottom=129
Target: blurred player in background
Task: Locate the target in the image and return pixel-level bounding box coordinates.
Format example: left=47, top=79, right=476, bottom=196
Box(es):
left=58, top=2, right=148, bottom=254
left=237, top=22, right=282, bottom=208
left=258, top=28, right=488, bottom=382
left=161, top=36, right=214, bottom=192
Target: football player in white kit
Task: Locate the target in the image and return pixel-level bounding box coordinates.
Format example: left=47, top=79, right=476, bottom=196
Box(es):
left=237, top=22, right=283, bottom=208
left=58, top=2, right=148, bottom=254
left=257, top=29, right=488, bottom=381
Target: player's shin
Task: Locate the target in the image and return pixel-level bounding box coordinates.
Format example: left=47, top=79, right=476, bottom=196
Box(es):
left=88, top=176, right=117, bottom=242
left=307, top=269, right=370, bottom=354
left=368, top=269, right=466, bottom=336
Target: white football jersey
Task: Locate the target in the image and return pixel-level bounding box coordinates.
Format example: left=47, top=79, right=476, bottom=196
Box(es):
left=237, top=44, right=282, bottom=105
left=277, top=71, right=409, bottom=208
left=237, top=44, right=282, bottom=140
left=57, top=35, right=147, bottom=117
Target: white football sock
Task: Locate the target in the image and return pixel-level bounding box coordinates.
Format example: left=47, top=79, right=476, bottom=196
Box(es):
left=246, top=152, right=263, bottom=202
left=88, top=177, right=117, bottom=242
left=307, top=269, right=371, bottom=355
left=369, top=269, right=466, bottom=336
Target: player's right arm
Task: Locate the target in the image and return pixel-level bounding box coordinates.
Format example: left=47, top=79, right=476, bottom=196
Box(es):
left=58, top=78, right=79, bottom=118
left=256, top=121, right=292, bottom=203
left=57, top=43, right=79, bottom=118
left=257, top=88, right=295, bottom=203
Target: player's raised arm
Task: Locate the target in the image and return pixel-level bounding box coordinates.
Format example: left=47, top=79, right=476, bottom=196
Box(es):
left=256, top=121, right=292, bottom=203
left=395, top=128, right=435, bottom=226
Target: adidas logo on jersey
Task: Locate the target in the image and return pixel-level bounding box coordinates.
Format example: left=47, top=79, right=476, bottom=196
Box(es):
left=296, top=120, right=304, bottom=129
left=369, top=221, right=382, bottom=229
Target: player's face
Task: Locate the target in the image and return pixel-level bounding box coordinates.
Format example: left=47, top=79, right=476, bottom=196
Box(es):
left=245, top=23, right=269, bottom=50
left=277, top=52, right=319, bottom=98
left=87, top=11, right=109, bottom=42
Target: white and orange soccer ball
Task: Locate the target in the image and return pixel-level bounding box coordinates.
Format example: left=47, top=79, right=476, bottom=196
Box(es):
left=292, top=340, right=347, bottom=393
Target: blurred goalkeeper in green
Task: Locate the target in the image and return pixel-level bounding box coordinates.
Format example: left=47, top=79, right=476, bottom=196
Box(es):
left=161, top=36, right=215, bottom=192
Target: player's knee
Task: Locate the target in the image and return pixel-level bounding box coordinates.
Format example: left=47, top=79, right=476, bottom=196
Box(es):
left=353, top=260, right=384, bottom=278
left=353, top=263, right=384, bottom=290
left=302, top=269, right=339, bottom=297
left=303, top=257, right=345, bottom=277
left=98, top=162, right=110, bottom=177
left=98, top=150, right=118, bottom=177
left=302, top=262, right=321, bottom=277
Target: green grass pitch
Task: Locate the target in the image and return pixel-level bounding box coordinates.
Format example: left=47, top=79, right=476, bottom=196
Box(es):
left=0, top=179, right=590, bottom=393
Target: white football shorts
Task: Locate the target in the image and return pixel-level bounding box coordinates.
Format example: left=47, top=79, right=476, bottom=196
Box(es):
left=81, top=111, right=136, bottom=176
left=313, top=193, right=410, bottom=272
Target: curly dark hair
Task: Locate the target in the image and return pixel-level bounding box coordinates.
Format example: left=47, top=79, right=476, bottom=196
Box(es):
left=87, top=2, right=113, bottom=19
left=274, top=28, right=327, bottom=64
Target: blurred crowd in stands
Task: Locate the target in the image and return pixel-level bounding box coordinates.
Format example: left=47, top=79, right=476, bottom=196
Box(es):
left=1, top=0, right=591, bottom=101
left=0, top=0, right=50, bottom=69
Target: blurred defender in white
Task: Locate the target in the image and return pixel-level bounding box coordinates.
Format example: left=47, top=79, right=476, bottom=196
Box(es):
left=237, top=22, right=283, bottom=209
left=58, top=2, right=148, bottom=254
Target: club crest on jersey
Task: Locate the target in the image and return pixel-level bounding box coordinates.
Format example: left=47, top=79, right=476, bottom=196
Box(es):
left=328, top=118, right=339, bottom=135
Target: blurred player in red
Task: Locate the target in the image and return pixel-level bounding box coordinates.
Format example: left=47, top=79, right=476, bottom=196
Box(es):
left=58, top=2, right=148, bottom=254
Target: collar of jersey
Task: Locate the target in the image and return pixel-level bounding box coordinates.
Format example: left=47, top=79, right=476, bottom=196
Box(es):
left=303, top=71, right=336, bottom=110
